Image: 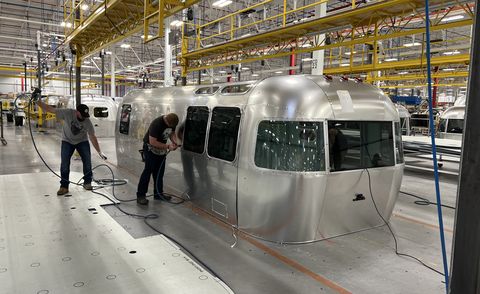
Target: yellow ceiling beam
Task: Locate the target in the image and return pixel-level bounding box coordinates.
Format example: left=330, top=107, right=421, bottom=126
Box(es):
left=380, top=83, right=467, bottom=89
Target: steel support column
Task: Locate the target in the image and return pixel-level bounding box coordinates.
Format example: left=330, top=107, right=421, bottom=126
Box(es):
left=75, top=56, right=81, bottom=106
left=23, top=62, right=27, bottom=92
left=111, top=50, right=116, bottom=98
left=450, top=0, right=480, bottom=292
left=101, top=51, right=105, bottom=95
left=311, top=2, right=326, bottom=75
left=164, top=17, right=173, bottom=87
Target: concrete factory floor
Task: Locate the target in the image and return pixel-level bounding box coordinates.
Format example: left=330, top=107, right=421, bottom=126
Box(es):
left=0, top=122, right=456, bottom=294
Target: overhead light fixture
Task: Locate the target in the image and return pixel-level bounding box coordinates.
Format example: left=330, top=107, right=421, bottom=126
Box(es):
left=219, top=70, right=226, bottom=74
left=105, top=51, right=112, bottom=55
left=403, top=42, right=422, bottom=47
left=66, top=22, right=72, bottom=28
left=384, top=58, right=398, bottom=62
left=275, top=71, right=283, bottom=74
left=251, top=73, right=259, bottom=77
left=42, top=43, right=48, bottom=47
left=443, top=50, right=460, bottom=55
left=120, top=43, right=131, bottom=49
left=442, top=68, right=455, bottom=71
left=300, top=43, right=312, bottom=48
left=81, top=4, right=89, bottom=10
left=441, top=15, right=464, bottom=22
left=170, top=20, right=184, bottom=27
left=344, top=51, right=357, bottom=55
left=60, top=21, right=66, bottom=27
left=398, top=71, right=409, bottom=75
left=141, top=34, right=154, bottom=39
left=212, top=0, right=232, bottom=8
left=340, top=64, right=350, bottom=67
left=242, top=67, right=250, bottom=70
left=83, top=61, right=91, bottom=64
left=302, top=58, right=313, bottom=62
left=93, top=56, right=101, bottom=60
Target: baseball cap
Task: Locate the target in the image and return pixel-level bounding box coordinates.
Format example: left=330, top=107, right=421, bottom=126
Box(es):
left=76, top=104, right=90, bottom=118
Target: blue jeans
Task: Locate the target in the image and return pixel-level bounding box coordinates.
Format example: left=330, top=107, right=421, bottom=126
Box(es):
left=60, top=140, right=92, bottom=188
left=137, top=143, right=166, bottom=198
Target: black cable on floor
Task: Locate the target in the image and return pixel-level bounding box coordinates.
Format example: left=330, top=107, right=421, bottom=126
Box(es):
left=400, top=190, right=456, bottom=210
left=27, top=94, right=227, bottom=287
left=365, top=169, right=445, bottom=276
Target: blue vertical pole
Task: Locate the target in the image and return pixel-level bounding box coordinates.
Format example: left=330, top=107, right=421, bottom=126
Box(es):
left=424, top=0, right=450, bottom=291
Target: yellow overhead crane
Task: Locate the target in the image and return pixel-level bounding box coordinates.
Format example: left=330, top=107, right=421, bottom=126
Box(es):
left=63, top=0, right=201, bottom=59
left=180, top=0, right=473, bottom=82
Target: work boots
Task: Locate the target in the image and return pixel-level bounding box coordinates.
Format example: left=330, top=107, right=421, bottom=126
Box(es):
left=57, top=187, right=69, bottom=196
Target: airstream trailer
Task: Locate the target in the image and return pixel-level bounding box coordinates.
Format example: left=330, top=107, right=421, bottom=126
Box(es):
left=67, top=94, right=119, bottom=137
left=395, top=104, right=410, bottom=135
left=438, top=105, right=465, bottom=140
left=116, top=75, right=404, bottom=243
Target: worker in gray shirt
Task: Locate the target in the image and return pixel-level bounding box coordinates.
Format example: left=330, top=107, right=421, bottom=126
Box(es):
left=36, top=98, right=107, bottom=195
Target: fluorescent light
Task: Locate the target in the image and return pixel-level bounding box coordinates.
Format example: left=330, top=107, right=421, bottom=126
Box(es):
left=60, top=21, right=66, bottom=27
left=302, top=58, right=313, bottom=62
left=81, top=4, right=89, bottom=10
left=443, top=50, right=460, bottom=55
left=251, top=74, right=259, bottom=77
left=340, top=64, right=350, bottom=67
left=66, top=22, right=72, bottom=28
left=42, top=43, right=48, bottom=47
left=384, top=58, right=398, bottom=62
left=275, top=71, right=283, bottom=74
left=141, top=34, right=154, bottom=39
left=105, top=51, right=112, bottom=55
left=93, top=56, right=101, bottom=60
left=398, top=71, right=409, bottom=75
left=345, top=51, right=357, bottom=55
left=404, top=42, right=421, bottom=47
left=170, top=20, right=184, bottom=27
left=441, top=15, right=464, bottom=22
left=219, top=70, right=226, bottom=74
left=83, top=61, right=91, bottom=64
left=300, top=43, right=312, bottom=48
left=212, top=0, right=232, bottom=8
left=442, top=68, right=455, bottom=71
left=120, top=43, right=131, bottom=48
left=242, top=67, right=250, bottom=70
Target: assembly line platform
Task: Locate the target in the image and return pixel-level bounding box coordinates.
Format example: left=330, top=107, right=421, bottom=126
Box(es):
left=0, top=172, right=232, bottom=294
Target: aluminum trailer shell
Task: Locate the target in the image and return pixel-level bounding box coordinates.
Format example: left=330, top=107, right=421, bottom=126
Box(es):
left=438, top=105, right=464, bottom=141
left=116, top=75, right=404, bottom=243
left=67, top=94, right=119, bottom=137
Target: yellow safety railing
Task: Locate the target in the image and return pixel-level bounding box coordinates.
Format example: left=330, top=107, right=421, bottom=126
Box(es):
left=63, top=0, right=101, bottom=37
left=185, top=0, right=333, bottom=50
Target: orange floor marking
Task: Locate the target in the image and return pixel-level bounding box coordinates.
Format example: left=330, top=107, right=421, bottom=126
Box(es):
left=392, top=213, right=453, bottom=234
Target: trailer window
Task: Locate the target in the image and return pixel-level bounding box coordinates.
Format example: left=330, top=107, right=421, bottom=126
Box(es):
left=195, top=86, right=219, bottom=95
left=207, top=107, right=241, bottom=162
left=255, top=121, right=325, bottom=172
left=395, top=122, right=404, bottom=164
left=447, top=119, right=464, bottom=133
left=94, top=107, right=109, bottom=118
left=328, top=121, right=394, bottom=171
left=183, top=106, right=209, bottom=154
left=119, top=104, right=131, bottom=135
left=220, top=84, right=253, bottom=95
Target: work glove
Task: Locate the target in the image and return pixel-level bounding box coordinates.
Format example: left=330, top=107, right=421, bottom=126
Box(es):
left=98, top=152, right=107, bottom=160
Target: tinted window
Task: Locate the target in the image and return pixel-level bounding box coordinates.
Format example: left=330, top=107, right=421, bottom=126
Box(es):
left=328, top=121, right=394, bottom=171
left=207, top=107, right=241, bottom=161
left=119, top=104, right=131, bottom=135
left=183, top=106, right=209, bottom=154
left=395, top=122, right=404, bottom=164
left=447, top=119, right=464, bottom=133
left=195, top=86, right=219, bottom=95
left=411, top=114, right=429, bottom=128
left=255, top=121, right=325, bottom=172
left=94, top=107, right=108, bottom=118
left=221, top=84, right=253, bottom=94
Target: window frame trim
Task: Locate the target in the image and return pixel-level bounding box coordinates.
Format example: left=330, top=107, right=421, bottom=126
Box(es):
left=205, top=106, right=243, bottom=164
left=93, top=106, right=109, bottom=118
left=219, top=83, right=255, bottom=96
